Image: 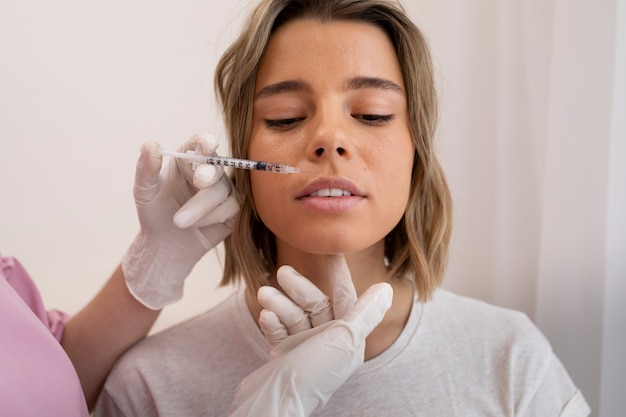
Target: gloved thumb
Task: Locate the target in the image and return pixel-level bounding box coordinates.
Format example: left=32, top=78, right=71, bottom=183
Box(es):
left=343, top=282, right=393, bottom=339
left=133, top=140, right=163, bottom=206
left=326, top=255, right=357, bottom=319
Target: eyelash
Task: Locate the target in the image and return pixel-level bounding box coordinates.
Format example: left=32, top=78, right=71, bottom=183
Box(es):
left=264, top=118, right=304, bottom=130
left=354, top=114, right=394, bottom=125
left=264, top=114, right=394, bottom=129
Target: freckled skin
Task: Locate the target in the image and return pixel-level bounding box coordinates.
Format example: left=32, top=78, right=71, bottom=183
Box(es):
left=249, top=19, right=415, bottom=261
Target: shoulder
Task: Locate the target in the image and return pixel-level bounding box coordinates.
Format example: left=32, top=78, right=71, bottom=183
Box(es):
left=424, top=290, right=554, bottom=383
left=1, top=255, right=40, bottom=304
left=96, top=291, right=268, bottom=416
left=1, top=254, right=69, bottom=340
left=109, top=291, right=256, bottom=373
left=428, top=289, right=549, bottom=348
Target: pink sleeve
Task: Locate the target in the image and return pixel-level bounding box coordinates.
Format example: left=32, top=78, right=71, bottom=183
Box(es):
left=0, top=255, right=70, bottom=342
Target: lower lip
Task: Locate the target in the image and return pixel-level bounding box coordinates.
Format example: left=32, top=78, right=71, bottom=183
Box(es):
left=297, top=195, right=364, bottom=211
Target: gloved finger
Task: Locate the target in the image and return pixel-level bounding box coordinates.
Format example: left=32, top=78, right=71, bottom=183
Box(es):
left=269, top=283, right=392, bottom=359
left=193, top=164, right=220, bottom=189
left=258, top=309, right=288, bottom=347
left=326, top=255, right=358, bottom=319
left=173, top=176, right=233, bottom=228
left=185, top=195, right=239, bottom=229
left=133, top=140, right=163, bottom=205
left=177, top=132, right=224, bottom=185
left=257, top=286, right=312, bottom=335
left=183, top=131, right=219, bottom=155
left=342, top=282, right=393, bottom=340
left=268, top=320, right=335, bottom=360
left=276, top=265, right=334, bottom=327
left=271, top=283, right=392, bottom=359
left=195, top=221, right=234, bottom=250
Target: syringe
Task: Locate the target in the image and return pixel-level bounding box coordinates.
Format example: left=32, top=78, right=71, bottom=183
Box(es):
left=158, top=149, right=300, bottom=174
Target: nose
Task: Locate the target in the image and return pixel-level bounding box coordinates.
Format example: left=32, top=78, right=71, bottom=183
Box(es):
left=306, top=111, right=353, bottom=162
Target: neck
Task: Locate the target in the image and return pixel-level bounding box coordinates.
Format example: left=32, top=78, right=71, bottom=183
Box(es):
left=275, top=245, right=388, bottom=295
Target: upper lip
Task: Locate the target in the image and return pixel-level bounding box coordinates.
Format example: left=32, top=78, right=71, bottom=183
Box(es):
left=296, top=177, right=365, bottom=198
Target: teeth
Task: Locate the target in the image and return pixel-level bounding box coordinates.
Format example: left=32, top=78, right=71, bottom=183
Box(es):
left=309, top=188, right=352, bottom=197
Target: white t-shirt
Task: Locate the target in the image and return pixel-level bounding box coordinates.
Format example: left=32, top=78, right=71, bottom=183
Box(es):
left=94, top=289, right=590, bottom=416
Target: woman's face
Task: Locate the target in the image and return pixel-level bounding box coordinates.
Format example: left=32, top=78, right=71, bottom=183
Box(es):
left=249, top=18, right=414, bottom=258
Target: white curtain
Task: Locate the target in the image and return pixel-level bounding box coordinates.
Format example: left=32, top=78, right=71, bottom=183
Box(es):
left=404, top=1, right=625, bottom=415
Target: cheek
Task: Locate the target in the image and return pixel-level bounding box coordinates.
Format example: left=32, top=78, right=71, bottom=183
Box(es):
left=250, top=175, right=272, bottom=212
left=248, top=129, right=300, bottom=166
left=374, top=137, right=414, bottom=187
left=250, top=173, right=286, bottom=231
left=377, top=140, right=415, bottom=217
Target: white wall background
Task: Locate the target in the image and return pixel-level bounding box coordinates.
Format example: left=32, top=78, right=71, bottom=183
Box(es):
left=1, top=0, right=623, bottom=416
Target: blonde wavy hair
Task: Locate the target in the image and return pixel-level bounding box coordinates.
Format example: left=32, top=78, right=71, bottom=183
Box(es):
left=215, top=0, right=452, bottom=302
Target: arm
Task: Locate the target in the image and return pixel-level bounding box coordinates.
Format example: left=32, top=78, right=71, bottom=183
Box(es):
left=61, top=265, right=160, bottom=410
left=64, top=133, right=238, bottom=410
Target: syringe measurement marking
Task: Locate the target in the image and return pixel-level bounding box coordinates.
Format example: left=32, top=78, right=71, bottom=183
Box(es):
left=202, top=157, right=288, bottom=173
left=158, top=150, right=300, bottom=174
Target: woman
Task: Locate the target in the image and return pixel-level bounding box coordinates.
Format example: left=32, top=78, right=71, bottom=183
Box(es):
left=95, top=1, right=590, bottom=416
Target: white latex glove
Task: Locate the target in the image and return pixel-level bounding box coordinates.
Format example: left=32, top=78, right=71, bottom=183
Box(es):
left=123, top=132, right=239, bottom=309
left=256, top=257, right=358, bottom=347
left=228, top=257, right=393, bottom=417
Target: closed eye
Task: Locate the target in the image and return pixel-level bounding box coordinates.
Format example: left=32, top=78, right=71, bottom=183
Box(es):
left=264, top=117, right=305, bottom=130
left=353, top=114, right=394, bottom=125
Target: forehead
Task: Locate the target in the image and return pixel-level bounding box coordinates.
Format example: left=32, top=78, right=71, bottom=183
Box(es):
left=255, top=18, right=404, bottom=91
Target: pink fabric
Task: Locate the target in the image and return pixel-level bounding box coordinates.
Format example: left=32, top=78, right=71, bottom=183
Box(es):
left=1, top=254, right=88, bottom=417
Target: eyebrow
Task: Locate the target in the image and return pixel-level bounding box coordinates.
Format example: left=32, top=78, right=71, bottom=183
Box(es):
left=255, top=80, right=312, bottom=99
left=254, top=76, right=404, bottom=100
left=345, top=76, right=404, bottom=94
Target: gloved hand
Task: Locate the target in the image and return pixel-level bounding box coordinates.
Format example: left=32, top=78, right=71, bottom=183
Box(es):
left=228, top=257, right=393, bottom=416
left=255, top=257, right=363, bottom=348
left=123, top=132, right=239, bottom=309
